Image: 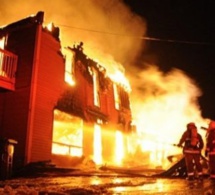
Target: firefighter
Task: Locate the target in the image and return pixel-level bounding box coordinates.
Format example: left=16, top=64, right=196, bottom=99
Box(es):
left=177, top=122, right=204, bottom=181
left=205, top=120, right=215, bottom=180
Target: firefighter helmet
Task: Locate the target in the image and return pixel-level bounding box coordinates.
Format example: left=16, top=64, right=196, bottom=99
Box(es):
left=208, top=121, right=215, bottom=131
left=187, top=122, right=196, bottom=129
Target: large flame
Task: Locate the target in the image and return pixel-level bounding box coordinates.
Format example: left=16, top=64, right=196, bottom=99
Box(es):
left=43, top=21, right=209, bottom=169
left=127, top=65, right=209, bottom=168
left=1, top=0, right=211, bottom=169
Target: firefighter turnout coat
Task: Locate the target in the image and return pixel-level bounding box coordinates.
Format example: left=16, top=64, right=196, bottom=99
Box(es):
left=206, top=122, right=215, bottom=179
left=178, top=124, right=204, bottom=179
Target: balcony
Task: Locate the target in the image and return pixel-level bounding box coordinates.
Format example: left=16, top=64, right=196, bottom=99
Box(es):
left=0, top=48, right=17, bottom=91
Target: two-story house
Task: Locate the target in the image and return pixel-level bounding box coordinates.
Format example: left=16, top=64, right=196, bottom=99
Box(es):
left=0, top=11, right=133, bottom=171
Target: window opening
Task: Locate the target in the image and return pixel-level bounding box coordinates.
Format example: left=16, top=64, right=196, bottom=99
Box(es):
left=52, top=109, right=83, bottom=157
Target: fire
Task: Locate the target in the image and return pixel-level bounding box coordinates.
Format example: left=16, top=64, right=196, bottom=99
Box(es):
left=64, top=48, right=76, bottom=86
left=51, top=51, right=209, bottom=169
left=93, top=124, right=102, bottom=164
left=1, top=2, right=210, bottom=172
left=114, top=130, right=124, bottom=165
left=129, top=65, right=209, bottom=168
left=46, top=22, right=53, bottom=32
left=29, top=13, right=209, bottom=169
left=0, top=37, right=5, bottom=49
left=35, top=24, right=208, bottom=168
left=52, top=110, right=83, bottom=157
left=109, top=69, right=131, bottom=92
left=91, top=54, right=131, bottom=92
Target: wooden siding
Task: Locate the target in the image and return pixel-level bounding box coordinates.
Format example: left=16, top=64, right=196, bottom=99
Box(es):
left=29, top=30, right=66, bottom=162
left=0, top=24, right=37, bottom=167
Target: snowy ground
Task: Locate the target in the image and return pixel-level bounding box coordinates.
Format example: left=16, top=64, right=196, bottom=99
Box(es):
left=0, top=171, right=215, bottom=195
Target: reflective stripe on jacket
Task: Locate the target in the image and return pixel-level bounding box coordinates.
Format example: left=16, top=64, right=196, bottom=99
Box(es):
left=184, top=149, right=201, bottom=154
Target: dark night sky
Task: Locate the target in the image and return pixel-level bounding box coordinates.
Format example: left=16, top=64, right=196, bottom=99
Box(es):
left=124, top=0, right=215, bottom=120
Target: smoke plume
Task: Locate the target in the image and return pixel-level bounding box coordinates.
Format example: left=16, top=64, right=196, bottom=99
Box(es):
left=0, top=0, right=146, bottom=67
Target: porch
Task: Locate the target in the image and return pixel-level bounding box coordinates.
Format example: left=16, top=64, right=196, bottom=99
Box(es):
left=0, top=48, right=17, bottom=91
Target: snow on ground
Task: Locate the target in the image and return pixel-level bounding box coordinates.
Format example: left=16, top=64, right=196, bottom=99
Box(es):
left=0, top=175, right=155, bottom=194
left=0, top=175, right=215, bottom=195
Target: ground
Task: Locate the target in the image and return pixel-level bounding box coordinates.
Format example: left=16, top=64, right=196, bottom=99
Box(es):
left=0, top=169, right=215, bottom=194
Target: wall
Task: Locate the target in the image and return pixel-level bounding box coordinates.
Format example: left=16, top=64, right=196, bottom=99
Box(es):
left=29, top=29, right=66, bottom=163
left=0, top=24, right=37, bottom=167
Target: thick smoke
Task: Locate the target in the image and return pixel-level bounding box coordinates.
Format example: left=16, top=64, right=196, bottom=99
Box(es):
left=0, top=0, right=146, bottom=67
left=130, top=65, right=207, bottom=144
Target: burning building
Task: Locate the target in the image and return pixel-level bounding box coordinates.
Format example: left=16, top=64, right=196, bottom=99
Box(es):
left=0, top=11, right=134, bottom=170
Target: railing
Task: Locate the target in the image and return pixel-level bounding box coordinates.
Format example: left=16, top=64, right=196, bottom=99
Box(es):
left=0, top=48, right=18, bottom=90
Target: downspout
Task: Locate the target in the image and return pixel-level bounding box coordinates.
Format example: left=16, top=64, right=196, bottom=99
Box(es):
left=25, top=12, right=43, bottom=164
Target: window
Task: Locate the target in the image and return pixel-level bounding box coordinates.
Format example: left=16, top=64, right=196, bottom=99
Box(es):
left=64, top=50, right=75, bottom=86
left=52, top=109, right=83, bottom=157
left=92, top=68, right=100, bottom=107
left=0, top=36, right=7, bottom=49
left=0, top=36, right=6, bottom=76
left=113, top=83, right=120, bottom=110
left=93, top=122, right=102, bottom=164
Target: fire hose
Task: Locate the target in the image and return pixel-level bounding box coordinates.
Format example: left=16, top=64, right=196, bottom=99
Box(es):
left=166, top=143, right=209, bottom=163
left=201, top=126, right=208, bottom=131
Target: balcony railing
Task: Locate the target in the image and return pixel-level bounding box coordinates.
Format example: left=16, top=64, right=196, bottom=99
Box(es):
left=0, top=48, right=18, bottom=91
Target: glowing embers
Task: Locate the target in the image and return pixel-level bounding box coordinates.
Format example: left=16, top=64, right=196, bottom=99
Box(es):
left=52, top=109, right=83, bottom=157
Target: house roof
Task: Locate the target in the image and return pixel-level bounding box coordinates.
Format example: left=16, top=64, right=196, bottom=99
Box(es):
left=0, top=11, right=44, bottom=38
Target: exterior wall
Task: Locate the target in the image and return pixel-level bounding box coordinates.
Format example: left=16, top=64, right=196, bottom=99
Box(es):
left=0, top=13, right=67, bottom=167
left=28, top=29, right=66, bottom=163
left=0, top=24, right=37, bottom=167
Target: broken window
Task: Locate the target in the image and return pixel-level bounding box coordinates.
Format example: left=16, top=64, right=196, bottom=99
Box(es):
left=0, top=36, right=6, bottom=49
left=113, top=83, right=120, bottom=110
left=52, top=109, right=83, bottom=157
left=64, top=49, right=75, bottom=86
left=92, top=68, right=100, bottom=107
